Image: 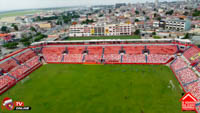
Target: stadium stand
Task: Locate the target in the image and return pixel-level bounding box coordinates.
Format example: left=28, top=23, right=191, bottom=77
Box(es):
left=9, top=65, right=30, bottom=80
left=14, top=49, right=36, bottom=64
left=0, top=58, right=18, bottom=72
left=123, top=54, right=146, bottom=63
left=196, top=64, right=200, bottom=72
left=176, top=68, right=198, bottom=85
left=123, top=46, right=144, bottom=54
left=0, top=75, right=15, bottom=90
left=63, top=54, right=83, bottom=63
left=104, top=46, right=121, bottom=63
left=42, top=47, right=65, bottom=62
left=67, top=46, right=85, bottom=54
left=171, top=57, right=188, bottom=71
left=147, top=54, right=172, bottom=63
left=183, top=46, right=200, bottom=63
left=185, top=80, right=200, bottom=100
left=147, top=45, right=177, bottom=54
left=104, top=54, right=121, bottom=63
left=26, top=56, right=41, bottom=68
left=84, top=46, right=102, bottom=63
left=62, top=46, right=85, bottom=63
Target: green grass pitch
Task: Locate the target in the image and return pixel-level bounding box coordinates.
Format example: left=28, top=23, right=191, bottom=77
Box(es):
left=1, top=64, right=193, bottom=113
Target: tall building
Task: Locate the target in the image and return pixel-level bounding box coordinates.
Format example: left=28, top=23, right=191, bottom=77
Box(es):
left=155, top=0, right=159, bottom=7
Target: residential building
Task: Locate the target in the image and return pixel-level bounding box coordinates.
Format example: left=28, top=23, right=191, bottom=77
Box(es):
left=69, top=23, right=132, bottom=37
left=38, top=23, right=52, bottom=29
left=165, top=19, right=191, bottom=31
left=153, top=20, right=165, bottom=29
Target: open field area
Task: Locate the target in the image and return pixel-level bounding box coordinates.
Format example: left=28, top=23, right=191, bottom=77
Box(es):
left=1, top=64, right=192, bottom=113
left=0, top=10, right=41, bottom=23
left=66, top=35, right=141, bottom=40
left=0, top=10, right=41, bottom=18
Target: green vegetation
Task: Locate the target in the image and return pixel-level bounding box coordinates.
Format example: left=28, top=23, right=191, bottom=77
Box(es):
left=166, top=10, right=174, bottom=15
left=99, top=14, right=104, bottom=17
left=1, top=26, right=9, bottom=33
left=134, top=29, right=140, bottom=35
left=11, top=24, right=18, bottom=31
left=66, top=35, right=141, bottom=40
left=153, top=35, right=161, bottom=39
left=135, top=10, right=139, bottom=15
left=33, top=15, right=58, bottom=21
left=34, top=34, right=47, bottom=42
left=3, top=42, right=18, bottom=49
left=192, top=9, right=200, bottom=17
left=183, top=33, right=190, bottom=39
left=0, top=10, right=40, bottom=18
left=81, top=19, right=94, bottom=24
left=135, top=19, right=139, bottom=22
left=30, top=26, right=37, bottom=32
left=152, top=32, right=156, bottom=36
left=20, top=36, right=32, bottom=47
left=2, top=64, right=189, bottom=113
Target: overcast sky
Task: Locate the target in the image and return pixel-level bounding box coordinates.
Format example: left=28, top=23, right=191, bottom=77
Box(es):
left=0, top=0, right=174, bottom=12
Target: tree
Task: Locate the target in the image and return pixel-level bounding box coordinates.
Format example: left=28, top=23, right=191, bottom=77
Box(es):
left=56, top=20, right=63, bottom=25
left=154, top=13, right=158, bottom=17
left=3, top=42, right=18, bottom=49
left=134, top=29, right=140, bottom=35
left=99, top=14, right=104, bottom=17
left=156, top=17, right=162, bottom=21
left=135, top=19, right=139, bottom=22
left=20, top=37, right=30, bottom=43
left=109, top=9, right=112, bottom=14
left=166, top=10, right=174, bottom=15
left=192, top=9, right=200, bottom=17
left=142, top=11, right=146, bottom=15
left=23, top=41, right=31, bottom=47
left=30, top=26, right=37, bottom=32
left=19, top=35, right=32, bottom=47
left=1, top=26, right=9, bottom=33
left=63, top=16, right=71, bottom=24
left=135, top=10, right=139, bottom=15
left=152, top=32, right=156, bottom=36
left=35, top=16, right=41, bottom=21
left=81, top=19, right=94, bottom=24
left=183, top=33, right=190, bottom=39
left=11, top=24, right=18, bottom=31
left=34, top=34, right=47, bottom=42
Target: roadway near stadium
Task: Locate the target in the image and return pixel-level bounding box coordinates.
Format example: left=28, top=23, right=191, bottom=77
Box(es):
left=0, top=39, right=199, bottom=113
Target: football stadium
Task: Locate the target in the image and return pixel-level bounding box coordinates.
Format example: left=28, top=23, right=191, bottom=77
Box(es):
left=0, top=39, right=200, bottom=113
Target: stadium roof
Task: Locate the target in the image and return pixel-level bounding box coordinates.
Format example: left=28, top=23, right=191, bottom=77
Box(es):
left=31, top=39, right=191, bottom=46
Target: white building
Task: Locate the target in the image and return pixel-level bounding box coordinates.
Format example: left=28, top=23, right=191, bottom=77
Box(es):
left=69, top=23, right=132, bottom=37
left=153, top=21, right=159, bottom=28
left=165, top=19, right=191, bottom=31
left=155, top=0, right=159, bottom=7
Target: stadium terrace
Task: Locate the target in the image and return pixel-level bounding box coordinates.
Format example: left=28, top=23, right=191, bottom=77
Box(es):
left=0, top=39, right=200, bottom=112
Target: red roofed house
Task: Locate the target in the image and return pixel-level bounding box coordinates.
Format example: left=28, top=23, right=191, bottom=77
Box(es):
left=180, top=92, right=198, bottom=111
left=0, top=34, right=12, bottom=44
